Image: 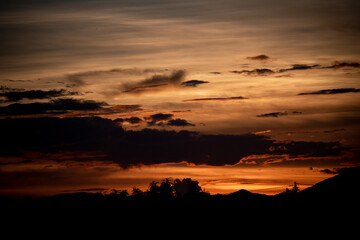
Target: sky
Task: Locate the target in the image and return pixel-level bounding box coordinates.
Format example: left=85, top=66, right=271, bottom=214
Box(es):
left=1, top=0, right=360, bottom=197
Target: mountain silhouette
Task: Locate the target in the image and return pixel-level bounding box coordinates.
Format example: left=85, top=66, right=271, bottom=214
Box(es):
left=212, top=189, right=271, bottom=201
left=297, top=166, right=360, bottom=203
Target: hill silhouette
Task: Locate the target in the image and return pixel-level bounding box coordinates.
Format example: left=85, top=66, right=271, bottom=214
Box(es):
left=297, top=166, right=360, bottom=202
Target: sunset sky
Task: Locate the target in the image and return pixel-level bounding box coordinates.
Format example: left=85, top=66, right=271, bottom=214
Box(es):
left=1, top=0, right=359, bottom=197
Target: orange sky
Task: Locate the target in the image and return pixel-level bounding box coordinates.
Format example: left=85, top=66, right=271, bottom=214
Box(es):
left=0, top=0, right=359, bottom=198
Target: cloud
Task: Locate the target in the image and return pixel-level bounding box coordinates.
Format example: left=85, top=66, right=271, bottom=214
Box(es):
left=253, top=130, right=272, bottom=135
left=323, top=61, right=360, bottom=69
left=143, top=113, right=195, bottom=127
left=279, top=64, right=320, bottom=73
left=298, top=88, right=360, bottom=95
left=319, top=168, right=339, bottom=174
left=256, top=111, right=302, bottom=118
left=183, top=96, right=247, bottom=102
left=122, top=84, right=169, bottom=93
left=0, top=98, right=107, bottom=116
left=246, top=54, right=271, bottom=62
left=114, top=117, right=143, bottom=125
left=0, top=93, right=142, bottom=118
left=230, top=61, right=360, bottom=78
left=181, top=80, right=209, bottom=87
left=66, top=68, right=164, bottom=87
left=0, top=79, right=32, bottom=83
left=0, top=117, right=347, bottom=168
left=323, top=128, right=345, bottom=133
left=231, top=69, right=274, bottom=76
left=147, top=113, right=174, bottom=122
left=124, top=117, right=143, bottom=124
left=0, top=89, right=78, bottom=102
left=230, top=61, right=359, bottom=77
left=121, top=70, right=186, bottom=94
left=167, top=118, right=195, bottom=127
left=257, top=112, right=288, bottom=118
left=145, top=113, right=174, bottom=126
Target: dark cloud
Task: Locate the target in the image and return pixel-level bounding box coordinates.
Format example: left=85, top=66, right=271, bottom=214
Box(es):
left=323, top=61, right=360, bottom=69
left=167, top=118, right=195, bottom=127
left=257, top=111, right=302, bottom=118
left=231, top=61, right=360, bottom=78
left=257, top=112, right=288, bottom=118
left=145, top=113, right=174, bottom=126
left=0, top=79, right=32, bottom=83
left=231, top=69, right=274, bottom=76
left=279, top=64, right=320, bottom=73
left=124, top=117, right=143, bottom=124
left=100, top=105, right=142, bottom=115
left=0, top=89, right=78, bottom=102
left=298, top=88, right=360, bottom=95
left=319, top=168, right=339, bottom=174
left=0, top=85, right=20, bottom=92
left=323, top=128, right=345, bottom=133
left=0, top=117, right=347, bottom=168
left=209, top=72, right=222, bottom=75
left=183, top=96, right=247, bottom=102
left=121, top=70, right=186, bottom=94
left=144, top=113, right=194, bottom=127
left=181, top=80, right=209, bottom=87
left=230, top=61, right=359, bottom=77
left=148, top=113, right=173, bottom=122
left=0, top=98, right=107, bottom=116
left=269, top=140, right=344, bottom=159
left=246, top=54, right=271, bottom=61
left=115, top=117, right=143, bottom=125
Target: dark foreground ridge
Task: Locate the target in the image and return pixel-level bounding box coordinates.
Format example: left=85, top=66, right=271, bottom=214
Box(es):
left=1, top=167, right=359, bottom=205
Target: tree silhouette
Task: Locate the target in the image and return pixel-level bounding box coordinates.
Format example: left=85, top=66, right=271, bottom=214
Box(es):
left=142, top=178, right=205, bottom=199
left=284, top=182, right=300, bottom=194
left=147, top=181, right=160, bottom=198
left=159, top=178, right=175, bottom=199
left=173, top=178, right=202, bottom=198
left=105, top=189, right=129, bottom=200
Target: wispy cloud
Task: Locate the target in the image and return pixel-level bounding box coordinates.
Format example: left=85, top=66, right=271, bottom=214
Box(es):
left=183, top=96, right=247, bottom=102
left=65, top=68, right=165, bottom=87
left=253, top=130, right=272, bottom=135
left=279, top=64, right=320, bottom=73
left=120, top=70, right=186, bottom=94
left=298, top=88, right=360, bottom=95
left=230, top=61, right=360, bottom=77
left=257, top=111, right=302, bottom=118
left=0, top=98, right=107, bottom=116
left=0, top=97, right=142, bottom=118
left=322, top=61, right=360, bottom=69
left=0, top=88, right=78, bottom=102
left=181, top=80, right=209, bottom=87
left=323, top=128, right=345, bottom=133
left=231, top=69, right=275, bottom=76
left=246, top=54, right=271, bottom=62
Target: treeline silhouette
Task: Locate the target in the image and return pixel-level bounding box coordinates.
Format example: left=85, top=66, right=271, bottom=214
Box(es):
left=44, top=178, right=211, bottom=202
left=1, top=166, right=359, bottom=204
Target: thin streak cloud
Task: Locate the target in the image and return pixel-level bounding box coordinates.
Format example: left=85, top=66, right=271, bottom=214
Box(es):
left=298, top=88, right=360, bottom=95
left=183, top=96, right=247, bottom=102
